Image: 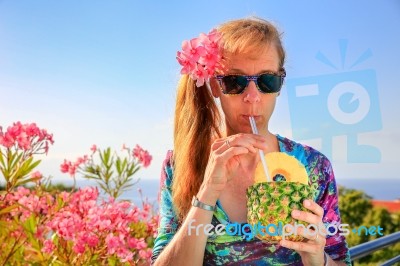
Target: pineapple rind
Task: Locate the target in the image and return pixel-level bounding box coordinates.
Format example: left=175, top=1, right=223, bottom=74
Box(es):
left=247, top=182, right=315, bottom=243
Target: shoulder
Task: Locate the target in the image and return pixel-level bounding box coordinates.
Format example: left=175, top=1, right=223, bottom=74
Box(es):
left=277, top=135, right=332, bottom=170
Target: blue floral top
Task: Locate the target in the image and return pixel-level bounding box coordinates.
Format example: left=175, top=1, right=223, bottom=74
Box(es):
left=151, top=135, right=351, bottom=265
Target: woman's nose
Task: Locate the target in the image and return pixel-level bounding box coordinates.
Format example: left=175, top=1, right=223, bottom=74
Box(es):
left=243, top=81, right=261, bottom=103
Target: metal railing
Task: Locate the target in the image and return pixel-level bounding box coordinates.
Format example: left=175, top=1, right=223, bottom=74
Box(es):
left=349, top=231, right=400, bottom=265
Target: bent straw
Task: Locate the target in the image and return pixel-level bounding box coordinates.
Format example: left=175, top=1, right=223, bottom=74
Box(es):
left=249, top=116, right=271, bottom=182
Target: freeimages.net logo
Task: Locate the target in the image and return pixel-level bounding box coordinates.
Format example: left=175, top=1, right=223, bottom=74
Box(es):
left=286, top=40, right=382, bottom=163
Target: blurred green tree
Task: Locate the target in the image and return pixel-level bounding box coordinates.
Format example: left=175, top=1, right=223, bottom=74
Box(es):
left=338, top=186, right=400, bottom=265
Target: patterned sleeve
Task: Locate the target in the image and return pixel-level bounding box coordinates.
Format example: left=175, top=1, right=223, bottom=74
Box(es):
left=314, top=155, right=352, bottom=265
left=151, top=150, right=180, bottom=265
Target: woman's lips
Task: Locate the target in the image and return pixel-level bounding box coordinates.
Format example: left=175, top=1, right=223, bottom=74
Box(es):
left=241, top=115, right=261, bottom=120
left=240, top=115, right=262, bottom=124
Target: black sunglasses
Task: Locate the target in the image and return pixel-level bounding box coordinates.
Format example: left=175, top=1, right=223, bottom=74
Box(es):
left=215, top=69, right=286, bottom=95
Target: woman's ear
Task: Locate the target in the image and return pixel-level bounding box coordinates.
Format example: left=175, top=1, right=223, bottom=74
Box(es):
left=210, top=78, right=220, bottom=98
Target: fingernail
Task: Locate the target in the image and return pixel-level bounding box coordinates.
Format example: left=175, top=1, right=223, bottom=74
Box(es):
left=292, top=210, right=300, bottom=217
left=304, top=200, right=310, bottom=207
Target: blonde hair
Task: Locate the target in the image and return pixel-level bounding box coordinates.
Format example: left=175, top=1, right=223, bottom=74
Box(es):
left=172, top=17, right=286, bottom=221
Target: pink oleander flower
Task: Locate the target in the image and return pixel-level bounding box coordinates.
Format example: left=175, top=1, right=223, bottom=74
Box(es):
left=25, top=122, right=40, bottom=136
left=90, top=144, right=97, bottom=153
left=86, top=233, right=100, bottom=248
left=139, top=249, right=153, bottom=260
left=75, top=155, right=88, bottom=165
left=42, top=239, right=56, bottom=254
left=181, top=37, right=206, bottom=63
left=30, top=171, right=42, bottom=181
left=199, top=29, right=221, bottom=51
left=106, top=234, right=124, bottom=255
left=132, top=145, right=152, bottom=168
left=0, top=121, right=54, bottom=152
left=60, top=159, right=70, bottom=173
left=176, top=51, right=196, bottom=74
left=0, top=130, right=14, bottom=148
left=72, top=241, right=86, bottom=254
left=60, top=155, right=88, bottom=177
left=16, top=131, right=30, bottom=150
left=128, top=237, right=147, bottom=250
left=176, top=28, right=222, bottom=87
left=191, top=64, right=208, bottom=87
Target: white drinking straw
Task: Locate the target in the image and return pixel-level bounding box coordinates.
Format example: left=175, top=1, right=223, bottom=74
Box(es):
left=249, top=116, right=271, bottom=182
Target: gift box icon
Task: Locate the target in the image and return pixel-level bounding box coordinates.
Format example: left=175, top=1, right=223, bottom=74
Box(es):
left=286, top=43, right=382, bottom=163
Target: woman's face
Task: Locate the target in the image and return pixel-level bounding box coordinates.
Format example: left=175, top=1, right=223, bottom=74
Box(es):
left=211, top=45, right=281, bottom=135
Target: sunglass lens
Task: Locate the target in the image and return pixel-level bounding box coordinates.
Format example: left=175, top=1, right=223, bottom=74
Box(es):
left=222, top=76, right=248, bottom=94
left=258, top=74, right=282, bottom=93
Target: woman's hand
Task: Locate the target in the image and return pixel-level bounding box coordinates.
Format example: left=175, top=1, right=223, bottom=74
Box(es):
left=198, top=133, right=267, bottom=203
left=280, top=199, right=327, bottom=266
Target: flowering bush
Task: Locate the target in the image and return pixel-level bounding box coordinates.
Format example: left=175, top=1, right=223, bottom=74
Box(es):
left=0, top=122, right=158, bottom=265
left=0, top=122, right=54, bottom=192
left=60, top=144, right=152, bottom=199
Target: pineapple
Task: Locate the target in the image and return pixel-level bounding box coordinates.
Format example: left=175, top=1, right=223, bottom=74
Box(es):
left=254, top=152, right=309, bottom=184
left=247, top=152, right=315, bottom=243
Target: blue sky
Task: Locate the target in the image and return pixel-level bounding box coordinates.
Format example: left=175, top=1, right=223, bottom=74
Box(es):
left=1, top=1, right=399, bottom=186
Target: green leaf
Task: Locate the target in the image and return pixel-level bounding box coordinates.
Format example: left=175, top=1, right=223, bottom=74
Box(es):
left=1, top=167, right=8, bottom=182
left=8, top=155, right=38, bottom=184
left=97, top=181, right=110, bottom=195
left=84, top=173, right=100, bottom=180
left=12, top=159, right=42, bottom=186
left=22, top=214, right=37, bottom=234
left=104, top=169, right=114, bottom=183
left=0, top=151, right=5, bottom=168
left=121, top=183, right=134, bottom=191
left=107, top=255, right=117, bottom=266
left=104, top=148, right=111, bottom=166
left=0, top=220, right=9, bottom=229
left=25, top=159, right=41, bottom=173
left=121, top=158, right=127, bottom=173
left=99, top=150, right=105, bottom=165
left=85, top=165, right=97, bottom=174
left=14, top=177, right=34, bottom=187
left=127, top=163, right=139, bottom=177
left=131, top=166, right=140, bottom=176
left=8, top=151, right=23, bottom=172
left=116, top=157, right=122, bottom=176
left=0, top=204, right=19, bottom=215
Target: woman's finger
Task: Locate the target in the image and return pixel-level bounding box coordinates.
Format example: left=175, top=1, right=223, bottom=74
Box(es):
left=214, top=135, right=266, bottom=155
left=291, top=209, right=320, bottom=225
left=294, top=226, right=326, bottom=244
left=303, top=199, right=324, bottom=217
left=214, top=146, right=250, bottom=164
left=211, top=138, right=226, bottom=151
left=214, top=133, right=266, bottom=146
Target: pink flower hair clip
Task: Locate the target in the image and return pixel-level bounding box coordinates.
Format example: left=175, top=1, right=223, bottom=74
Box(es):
left=176, top=29, right=223, bottom=87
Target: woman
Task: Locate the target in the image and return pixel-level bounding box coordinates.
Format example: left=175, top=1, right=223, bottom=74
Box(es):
left=152, top=17, right=351, bottom=266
